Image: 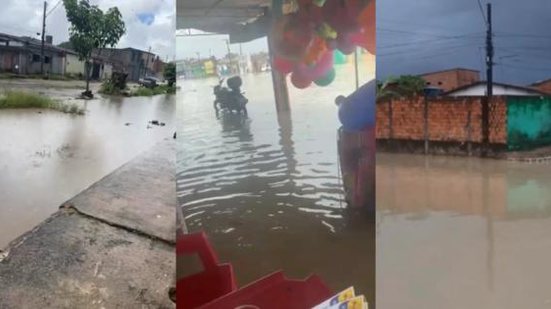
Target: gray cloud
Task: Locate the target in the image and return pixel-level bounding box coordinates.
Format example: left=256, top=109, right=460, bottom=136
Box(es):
left=378, top=0, right=551, bottom=85
left=0, top=0, right=175, bottom=60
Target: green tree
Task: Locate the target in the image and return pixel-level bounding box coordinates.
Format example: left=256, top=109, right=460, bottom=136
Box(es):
left=63, top=0, right=125, bottom=97
left=57, top=41, right=74, bottom=49
left=377, top=75, right=426, bottom=101
left=163, top=62, right=176, bottom=87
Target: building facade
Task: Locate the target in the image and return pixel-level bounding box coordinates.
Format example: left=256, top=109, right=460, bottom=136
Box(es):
left=531, top=79, right=551, bottom=95
left=95, top=48, right=163, bottom=81
left=0, top=33, right=66, bottom=76
left=419, top=68, right=480, bottom=92
left=444, top=81, right=547, bottom=97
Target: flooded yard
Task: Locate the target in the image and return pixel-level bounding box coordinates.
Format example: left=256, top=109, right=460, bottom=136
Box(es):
left=377, top=154, right=551, bottom=308
left=177, top=60, right=376, bottom=301
left=0, top=80, right=174, bottom=248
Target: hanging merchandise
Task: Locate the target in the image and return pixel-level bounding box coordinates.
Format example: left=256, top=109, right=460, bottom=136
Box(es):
left=333, top=50, right=347, bottom=65
left=273, top=56, right=294, bottom=74
left=271, top=0, right=374, bottom=89
left=291, top=71, right=313, bottom=89
left=314, top=68, right=336, bottom=87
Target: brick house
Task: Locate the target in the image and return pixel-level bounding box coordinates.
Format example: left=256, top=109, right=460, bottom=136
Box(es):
left=444, top=81, right=547, bottom=97
left=419, top=68, right=480, bottom=92
left=95, top=48, right=163, bottom=81
left=531, top=79, right=551, bottom=95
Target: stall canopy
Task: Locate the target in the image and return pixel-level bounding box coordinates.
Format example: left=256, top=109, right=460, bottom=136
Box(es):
left=177, top=0, right=273, bottom=43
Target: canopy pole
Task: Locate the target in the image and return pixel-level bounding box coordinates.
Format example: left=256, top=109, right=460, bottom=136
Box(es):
left=268, top=1, right=290, bottom=113
left=354, top=47, right=359, bottom=90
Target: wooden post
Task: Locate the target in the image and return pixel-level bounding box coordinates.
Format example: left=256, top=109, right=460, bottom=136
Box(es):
left=268, top=35, right=290, bottom=113
left=268, top=0, right=290, bottom=113
left=354, top=47, right=359, bottom=90
left=467, top=99, right=473, bottom=156
left=388, top=100, right=394, bottom=140
left=423, top=96, right=429, bottom=154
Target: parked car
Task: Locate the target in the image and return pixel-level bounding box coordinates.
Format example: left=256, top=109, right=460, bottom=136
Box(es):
left=138, top=77, right=159, bottom=88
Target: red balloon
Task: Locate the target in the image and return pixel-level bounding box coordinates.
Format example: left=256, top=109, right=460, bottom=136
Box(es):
left=322, top=0, right=360, bottom=34
left=273, top=57, right=294, bottom=74
left=271, top=14, right=313, bottom=60
left=357, top=1, right=375, bottom=55
left=295, top=50, right=334, bottom=81
left=338, top=34, right=356, bottom=55
left=291, top=72, right=312, bottom=89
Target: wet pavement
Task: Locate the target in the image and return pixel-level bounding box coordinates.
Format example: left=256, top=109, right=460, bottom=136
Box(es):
left=0, top=141, right=176, bottom=308
left=0, top=82, right=175, bottom=248
left=176, top=59, right=376, bottom=302
left=377, top=153, right=551, bottom=309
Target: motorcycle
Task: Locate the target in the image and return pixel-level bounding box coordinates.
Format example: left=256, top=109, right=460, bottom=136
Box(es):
left=213, top=76, right=248, bottom=116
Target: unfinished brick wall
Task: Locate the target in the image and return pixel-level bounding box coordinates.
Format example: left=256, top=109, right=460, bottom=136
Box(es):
left=376, top=96, right=507, bottom=144
left=421, top=69, right=480, bottom=92
left=532, top=80, right=551, bottom=95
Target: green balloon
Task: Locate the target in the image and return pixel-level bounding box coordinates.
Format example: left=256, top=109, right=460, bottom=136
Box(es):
left=334, top=50, right=347, bottom=65
left=314, top=68, right=336, bottom=87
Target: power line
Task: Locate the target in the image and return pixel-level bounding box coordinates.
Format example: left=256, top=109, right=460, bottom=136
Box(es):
left=46, top=0, right=63, bottom=17
left=477, top=0, right=488, bottom=25
left=499, top=63, right=551, bottom=72
left=377, top=27, right=482, bottom=39
left=379, top=42, right=482, bottom=58
left=379, top=34, right=483, bottom=50
left=494, top=31, right=551, bottom=39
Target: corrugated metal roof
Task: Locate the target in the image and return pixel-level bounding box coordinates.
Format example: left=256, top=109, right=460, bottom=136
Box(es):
left=177, top=0, right=271, bottom=33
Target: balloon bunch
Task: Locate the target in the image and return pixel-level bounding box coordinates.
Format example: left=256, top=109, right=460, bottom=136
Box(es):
left=271, top=0, right=375, bottom=89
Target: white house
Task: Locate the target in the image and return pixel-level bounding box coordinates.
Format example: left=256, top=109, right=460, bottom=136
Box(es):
left=64, top=52, right=85, bottom=77
left=444, top=81, right=547, bottom=97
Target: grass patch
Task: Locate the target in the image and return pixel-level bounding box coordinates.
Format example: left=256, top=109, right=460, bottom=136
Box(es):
left=0, top=73, right=80, bottom=81
left=131, top=85, right=176, bottom=97
left=0, top=91, right=85, bottom=115
left=99, top=78, right=124, bottom=96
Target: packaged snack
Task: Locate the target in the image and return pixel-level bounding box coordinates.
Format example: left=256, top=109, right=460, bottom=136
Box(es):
left=312, top=287, right=355, bottom=309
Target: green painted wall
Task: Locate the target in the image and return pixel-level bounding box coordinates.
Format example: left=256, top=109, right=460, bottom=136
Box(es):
left=507, top=97, right=551, bottom=150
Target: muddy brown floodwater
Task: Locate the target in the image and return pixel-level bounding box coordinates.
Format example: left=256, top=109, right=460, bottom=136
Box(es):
left=177, top=60, right=376, bottom=303
left=377, top=153, right=551, bottom=309
left=0, top=83, right=174, bottom=249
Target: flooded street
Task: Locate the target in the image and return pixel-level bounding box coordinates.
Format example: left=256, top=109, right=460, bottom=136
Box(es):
left=177, top=60, right=376, bottom=301
left=0, top=84, right=175, bottom=248
left=377, top=154, right=551, bottom=308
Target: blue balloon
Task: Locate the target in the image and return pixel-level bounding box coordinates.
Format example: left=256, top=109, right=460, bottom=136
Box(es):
left=338, top=80, right=376, bottom=131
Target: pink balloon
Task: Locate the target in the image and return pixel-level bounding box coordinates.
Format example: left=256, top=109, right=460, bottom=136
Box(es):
left=338, top=34, right=356, bottom=55
left=294, top=51, right=334, bottom=81
left=273, top=57, right=294, bottom=74
left=291, top=72, right=312, bottom=89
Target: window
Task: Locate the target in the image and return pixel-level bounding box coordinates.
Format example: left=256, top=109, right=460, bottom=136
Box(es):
left=44, top=56, right=50, bottom=64
left=426, top=82, right=431, bottom=85
left=32, top=54, right=40, bottom=62
left=438, top=81, right=443, bottom=85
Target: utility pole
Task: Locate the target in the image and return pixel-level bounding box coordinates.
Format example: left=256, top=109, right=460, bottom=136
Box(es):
left=486, top=3, right=494, bottom=98
left=41, top=1, right=47, bottom=75
left=482, top=2, right=493, bottom=156
left=145, top=46, right=152, bottom=77
left=225, top=39, right=233, bottom=74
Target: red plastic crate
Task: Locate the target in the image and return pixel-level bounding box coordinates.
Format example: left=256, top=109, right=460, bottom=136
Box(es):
left=199, top=271, right=332, bottom=309
left=177, top=232, right=237, bottom=309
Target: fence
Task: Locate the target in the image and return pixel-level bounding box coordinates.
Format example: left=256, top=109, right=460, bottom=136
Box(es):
left=376, top=96, right=508, bottom=154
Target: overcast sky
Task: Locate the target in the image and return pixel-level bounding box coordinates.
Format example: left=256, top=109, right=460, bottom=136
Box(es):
left=0, top=0, right=175, bottom=60
left=378, top=0, right=551, bottom=85
left=176, top=31, right=268, bottom=60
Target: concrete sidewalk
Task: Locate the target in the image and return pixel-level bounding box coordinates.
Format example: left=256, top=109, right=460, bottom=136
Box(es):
left=0, top=139, right=176, bottom=308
